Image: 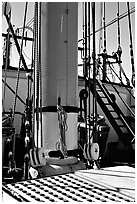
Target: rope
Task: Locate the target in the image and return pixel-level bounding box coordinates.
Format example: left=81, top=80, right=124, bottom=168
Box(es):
left=98, top=2, right=103, bottom=55
left=12, top=2, right=28, bottom=164
left=34, top=3, right=39, bottom=148
left=38, top=2, right=43, bottom=147
left=117, top=3, right=121, bottom=49
left=32, top=2, right=43, bottom=148
left=92, top=2, right=98, bottom=144
left=97, top=3, right=103, bottom=80
left=82, top=2, right=85, bottom=59
left=103, top=2, right=106, bottom=53
left=102, top=2, right=107, bottom=82
left=56, top=98, right=68, bottom=158
left=127, top=2, right=135, bottom=87
left=3, top=11, right=11, bottom=112
left=118, top=63, right=130, bottom=86
left=31, top=3, right=37, bottom=148
left=116, top=3, right=122, bottom=82
left=88, top=2, right=91, bottom=145
left=84, top=2, right=88, bottom=143
left=78, top=6, right=135, bottom=43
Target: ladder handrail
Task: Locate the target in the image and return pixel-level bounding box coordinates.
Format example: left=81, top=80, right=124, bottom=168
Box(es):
left=97, top=62, right=135, bottom=117
left=100, top=78, right=135, bottom=118
left=97, top=59, right=135, bottom=99
left=89, top=80, right=134, bottom=147
left=120, top=114, right=135, bottom=137
left=96, top=79, right=135, bottom=137
left=109, top=62, right=135, bottom=99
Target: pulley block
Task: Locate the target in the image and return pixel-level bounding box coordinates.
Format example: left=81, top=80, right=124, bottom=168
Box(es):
left=84, top=143, right=99, bottom=161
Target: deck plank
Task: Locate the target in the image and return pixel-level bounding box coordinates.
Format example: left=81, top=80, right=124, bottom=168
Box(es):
left=75, top=165, right=135, bottom=199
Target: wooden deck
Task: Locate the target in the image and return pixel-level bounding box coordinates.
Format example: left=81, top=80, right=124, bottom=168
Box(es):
left=75, top=165, right=135, bottom=200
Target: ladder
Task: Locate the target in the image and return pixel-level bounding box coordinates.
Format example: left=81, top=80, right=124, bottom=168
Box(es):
left=89, top=79, right=135, bottom=148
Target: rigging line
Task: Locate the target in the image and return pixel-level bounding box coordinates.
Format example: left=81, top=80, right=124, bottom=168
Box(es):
left=26, top=17, right=34, bottom=27
left=66, top=2, right=69, bottom=107
left=127, top=3, right=135, bottom=87
left=31, top=3, right=37, bottom=148
left=2, top=79, right=26, bottom=105
left=12, top=2, right=28, bottom=123
left=97, top=61, right=135, bottom=116
left=12, top=2, right=28, bottom=164
left=38, top=2, right=43, bottom=147
left=117, top=2, right=122, bottom=82
left=117, top=3, right=121, bottom=48
left=103, top=2, right=106, bottom=53
left=88, top=2, right=91, bottom=145
left=82, top=2, right=85, bottom=60
left=110, top=63, right=134, bottom=98
left=97, top=2, right=103, bottom=80
left=84, top=2, right=88, bottom=143
left=98, top=2, right=103, bottom=55
left=102, top=2, right=107, bottom=82
left=84, top=2, right=88, bottom=79
left=92, top=2, right=97, bottom=144
left=22, top=49, right=31, bottom=60
left=29, top=29, right=34, bottom=99
left=78, top=6, right=135, bottom=43
left=34, top=2, right=39, bottom=148
left=3, top=11, right=11, bottom=112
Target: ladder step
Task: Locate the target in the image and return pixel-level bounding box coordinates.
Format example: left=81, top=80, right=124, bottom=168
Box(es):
left=119, top=125, right=126, bottom=128
left=114, top=117, right=120, bottom=120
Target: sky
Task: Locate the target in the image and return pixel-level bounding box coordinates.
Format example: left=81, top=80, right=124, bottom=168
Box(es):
left=1, top=2, right=135, bottom=84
